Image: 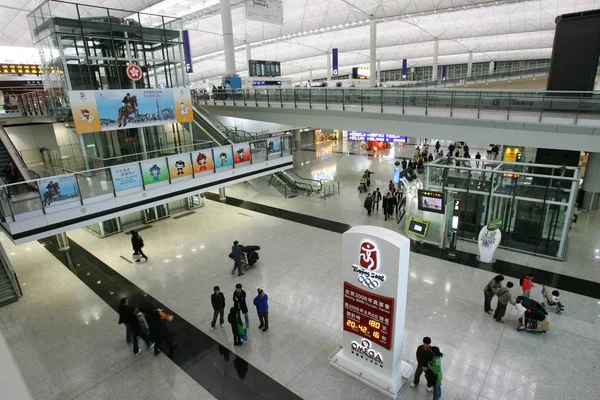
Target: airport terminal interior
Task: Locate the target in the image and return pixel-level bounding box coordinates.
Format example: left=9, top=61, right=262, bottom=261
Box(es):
left=1, top=1, right=600, bottom=400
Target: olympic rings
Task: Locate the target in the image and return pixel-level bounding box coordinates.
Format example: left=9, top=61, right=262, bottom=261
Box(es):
left=358, top=275, right=380, bottom=289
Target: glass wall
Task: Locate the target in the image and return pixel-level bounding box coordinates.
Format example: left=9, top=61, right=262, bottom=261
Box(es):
left=424, top=158, right=578, bottom=259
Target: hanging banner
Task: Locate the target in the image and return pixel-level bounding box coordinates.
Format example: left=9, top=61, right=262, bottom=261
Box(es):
left=213, top=146, right=234, bottom=171
left=67, top=88, right=193, bottom=134
left=402, top=59, right=407, bottom=77
left=167, top=154, right=193, bottom=181
left=39, top=175, right=80, bottom=210
left=140, top=159, right=169, bottom=187
left=332, top=48, right=339, bottom=76
left=245, top=0, right=283, bottom=25
left=110, top=163, right=143, bottom=192
left=233, top=142, right=252, bottom=167
left=192, top=149, right=215, bottom=177
left=267, top=137, right=282, bottom=159
left=182, top=30, right=193, bottom=74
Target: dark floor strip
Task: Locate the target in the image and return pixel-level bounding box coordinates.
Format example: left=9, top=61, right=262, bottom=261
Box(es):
left=206, top=193, right=600, bottom=300
left=41, top=237, right=302, bottom=400
left=172, top=211, right=196, bottom=220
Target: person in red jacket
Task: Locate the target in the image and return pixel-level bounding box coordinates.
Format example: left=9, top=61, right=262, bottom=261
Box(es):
left=521, top=275, right=534, bottom=298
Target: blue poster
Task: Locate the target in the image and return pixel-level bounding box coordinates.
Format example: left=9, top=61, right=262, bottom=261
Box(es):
left=267, top=137, right=282, bottom=159
left=39, top=175, right=80, bottom=209
left=110, top=163, right=143, bottom=192
left=213, top=146, right=233, bottom=171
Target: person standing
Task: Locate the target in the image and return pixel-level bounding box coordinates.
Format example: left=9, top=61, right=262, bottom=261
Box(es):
left=372, top=188, right=382, bottom=211
left=364, top=193, right=373, bottom=216
left=130, top=230, right=148, bottom=262
left=233, top=283, right=250, bottom=328
left=118, top=297, right=134, bottom=345
left=210, top=286, right=225, bottom=331
left=230, top=241, right=245, bottom=276
left=253, top=288, right=269, bottom=332
left=428, top=347, right=443, bottom=400
left=409, top=336, right=433, bottom=391
left=483, top=275, right=504, bottom=314
left=520, top=275, right=534, bottom=297
left=494, top=282, right=516, bottom=323
left=475, top=152, right=482, bottom=168
left=227, top=307, right=243, bottom=346
left=388, top=180, right=395, bottom=193
left=401, top=159, right=407, bottom=170
left=385, top=192, right=397, bottom=221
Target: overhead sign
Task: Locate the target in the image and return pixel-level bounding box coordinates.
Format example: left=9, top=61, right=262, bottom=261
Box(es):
left=68, top=88, right=193, bottom=134
left=245, top=0, right=283, bottom=25
left=332, top=48, right=339, bottom=76
left=182, top=30, right=193, bottom=74
left=126, top=65, right=142, bottom=81
left=330, top=226, right=413, bottom=397
left=348, top=131, right=407, bottom=143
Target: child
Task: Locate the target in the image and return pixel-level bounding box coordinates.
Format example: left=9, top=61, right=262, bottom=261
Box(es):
left=551, top=290, right=565, bottom=313
left=520, top=275, right=534, bottom=297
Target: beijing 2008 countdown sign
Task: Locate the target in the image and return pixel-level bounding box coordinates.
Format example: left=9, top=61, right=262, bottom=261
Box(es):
left=329, top=226, right=413, bottom=398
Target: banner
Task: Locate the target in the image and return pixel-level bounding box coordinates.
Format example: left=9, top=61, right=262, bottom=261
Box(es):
left=267, top=137, right=282, bottom=159
left=167, top=154, right=193, bottom=180
left=332, top=48, right=339, bottom=76
left=68, top=88, right=193, bottom=134
left=213, top=146, right=233, bottom=171
left=233, top=142, right=251, bottom=167
left=140, top=159, right=169, bottom=186
left=402, top=59, right=407, bottom=77
left=245, top=0, right=283, bottom=25
left=192, top=149, right=215, bottom=176
left=111, top=164, right=143, bottom=192
left=182, top=30, right=193, bottom=74
left=39, top=175, right=80, bottom=209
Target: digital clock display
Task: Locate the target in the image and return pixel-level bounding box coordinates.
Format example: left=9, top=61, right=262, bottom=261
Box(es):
left=343, top=281, right=395, bottom=350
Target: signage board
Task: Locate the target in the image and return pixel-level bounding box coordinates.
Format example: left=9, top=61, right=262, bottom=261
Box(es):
left=68, top=88, right=193, bottom=134
left=245, top=0, right=283, bottom=25
left=110, top=163, right=143, bottom=192
left=248, top=60, right=281, bottom=77
left=182, top=30, right=193, bottom=73
left=332, top=48, right=339, bottom=76
left=417, top=189, right=445, bottom=214
left=330, top=226, right=413, bottom=397
left=348, top=131, right=407, bottom=143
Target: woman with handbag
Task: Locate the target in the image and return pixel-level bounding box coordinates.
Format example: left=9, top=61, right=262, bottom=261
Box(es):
left=483, top=275, right=504, bottom=314
left=131, top=230, right=148, bottom=262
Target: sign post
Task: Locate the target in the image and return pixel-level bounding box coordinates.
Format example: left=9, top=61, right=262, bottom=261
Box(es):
left=329, top=225, right=413, bottom=398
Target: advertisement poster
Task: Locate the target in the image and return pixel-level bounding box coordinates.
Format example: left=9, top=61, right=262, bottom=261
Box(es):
left=233, top=142, right=251, bottom=167
left=110, top=164, right=143, bottom=192
left=68, top=88, right=193, bottom=134
left=213, top=146, right=233, bottom=171
left=140, top=159, right=169, bottom=186
left=167, top=154, right=193, bottom=180
left=267, top=137, right=282, bottom=159
left=192, top=149, right=215, bottom=176
left=39, top=175, right=80, bottom=209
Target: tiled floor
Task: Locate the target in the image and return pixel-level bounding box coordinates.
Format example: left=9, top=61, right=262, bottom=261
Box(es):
left=1, top=141, right=599, bottom=400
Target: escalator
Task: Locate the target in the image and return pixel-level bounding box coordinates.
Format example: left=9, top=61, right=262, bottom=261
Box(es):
left=191, top=109, right=230, bottom=145
left=272, top=170, right=322, bottom=195
left=0, top=126, right=37, bottom=191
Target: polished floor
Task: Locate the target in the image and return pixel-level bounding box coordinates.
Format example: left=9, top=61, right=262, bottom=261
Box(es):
left=1, top=142, right=600, bottom=400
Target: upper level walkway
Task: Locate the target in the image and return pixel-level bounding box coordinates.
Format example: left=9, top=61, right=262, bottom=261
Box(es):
left=200, top=88, right=600, bottom=152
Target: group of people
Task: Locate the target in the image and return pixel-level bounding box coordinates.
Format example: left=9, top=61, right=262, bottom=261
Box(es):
left=210, top=284, right=270, bottom=347
left=409, top=336, right=444, bottom=400
left=117, top=297, right=175, bottom=356
left=363, top=180, right=402, bottom=220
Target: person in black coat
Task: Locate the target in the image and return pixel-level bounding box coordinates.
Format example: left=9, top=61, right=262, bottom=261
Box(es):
left=233, top=283, right=249, bottom=327
left=211, top=286, right=226, bottom=330
left=141, top=302, right=175, bottom=356
left=228, top=307, right=243, bottom=346
left=130, top=230, right=148, bottom=262
left=120, top=297, right=153, bottom=355
left=118, top=297, right=134, bottom=345
left=384, top=193, right=397, bottom=221
left=372, top=188, right=382, bottom=211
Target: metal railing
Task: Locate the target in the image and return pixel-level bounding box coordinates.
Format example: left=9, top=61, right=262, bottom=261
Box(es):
left=0, top=89, right=70, bottom=119
left=201, top=88, right=600, bottom=124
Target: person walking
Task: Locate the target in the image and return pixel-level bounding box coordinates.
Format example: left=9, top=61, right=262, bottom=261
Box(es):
left=475, top=152, right=481, bottom=168
left=230, top=241, right=245, bottom=276
left=118, top=297, right=134, bottom=345
left=494, top=282, right=516, bottom=323
left=130, top=230, right=148, bottom=262
left=409, top=336, right=433, bottom=391
left=233, top=283, right=250, bottom=328
left=140, top=302, right=175, bottom=356
left=364, top=193, right=373, bottom=216
left=227, top=307, right=243, bottom=346
left=372, top=188, right=382, bottom=211
left=210, top=286, right=226, bottom=331
left=384, top=192, right=397, bottom=221
left=520, top=275, right=534, bottom=297
left=388, top=180, right=395, bottom=193
left=121, top=299, right=154, bottom=355
left=401, top=159, right=407, bottom=170
left=483, top=275, right=504, bottom=314
left=428, top=347, right=443, bottom=400
left=253, top=288, right=269, bottom=332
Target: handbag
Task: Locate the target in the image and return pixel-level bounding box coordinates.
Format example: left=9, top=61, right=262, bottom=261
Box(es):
left=237, top=323, right=245, bottom=336
left=241, top=328, right=248, bottom=341
left=132, top=252, right=142, bottom=260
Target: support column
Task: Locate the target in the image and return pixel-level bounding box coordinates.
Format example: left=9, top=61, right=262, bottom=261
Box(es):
left=220, top=0, right=236, bottom=76
left=432, top=38, right=439, bottom=81
left=219, top=187, right=226, bottom=202
left=466, top=51, right=473, bottom=78
left=370, top=19, right=377, bottom=87
left=488, top=61, right=495, bottom=75
left=376, top=59, right=381, bottom=86
left=326, top=50, right=331, bottom=85
left=56, top=232, right=75, bottom=272
left=582, top=152, right=600, bottom=211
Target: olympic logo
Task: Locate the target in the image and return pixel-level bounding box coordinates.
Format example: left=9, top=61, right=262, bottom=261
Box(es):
left=358, top=275, right=380, bottom=289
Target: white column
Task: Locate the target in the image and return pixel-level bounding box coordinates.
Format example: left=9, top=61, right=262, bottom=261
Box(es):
left=309, top=69, right=313, bottom=85
left=219, top=187, right=226, bottom=202
left=488, top=61, right=495, bottom=75
left=220, top=0, right=236, bottom=76
left=246, top=43, right=251, bottom=66
left=370, top=19, right=377, bottom=87
left=326, top=50, right=332, bottom=85
left=377, top=59, right=381, bottom=86
left=432, top=38, right=439, bottom=81
left=466, top=51, right=473, bottom=78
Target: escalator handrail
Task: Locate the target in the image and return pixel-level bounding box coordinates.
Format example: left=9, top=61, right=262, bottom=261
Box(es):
left=275, top=172, right=314, bottom=193
left=283, top=170, right=322, bottom=191
left=191, top=118, right=225, bottom=146
left=192, top=106, right=234, bottom=145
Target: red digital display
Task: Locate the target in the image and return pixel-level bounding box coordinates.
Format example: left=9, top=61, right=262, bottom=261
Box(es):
left=343, top=282, right=394, bottom=350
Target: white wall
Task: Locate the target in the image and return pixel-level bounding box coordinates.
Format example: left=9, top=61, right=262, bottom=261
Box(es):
left=214, top=116, right=302, bottom=134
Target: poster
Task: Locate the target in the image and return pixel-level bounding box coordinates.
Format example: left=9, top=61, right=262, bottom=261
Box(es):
left=67, top=88, right=193, bottom=134
left=110, top=163, right=143, bottom=192
left=192, top=149, right=215, bottom=176
left=140, top=159, right=169, bottom=186
left=233, top=142, right=251, bottom=167
left=38, top=175, right=80, bottom=209
left=245, top=0, right=283, bottom=25
left=213, top=146, right=233, bottom=171
left=267, top=137, right=282, bottom=159
left=167, top=154, right=193, bottom=180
